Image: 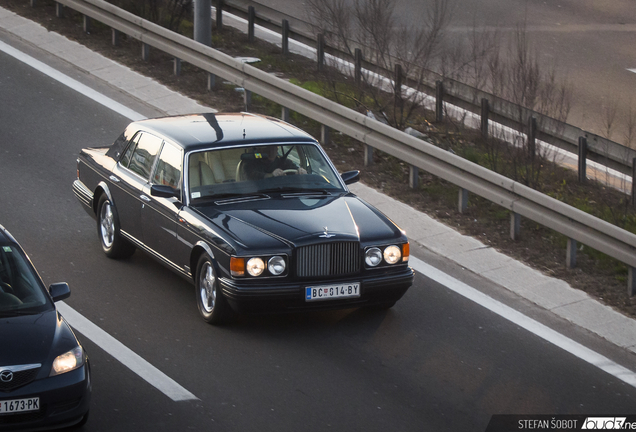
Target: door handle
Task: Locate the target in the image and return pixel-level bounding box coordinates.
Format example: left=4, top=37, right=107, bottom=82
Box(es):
left=140, top=195, right=151, bottom=202
left=109, top=175, right=120, bottom=183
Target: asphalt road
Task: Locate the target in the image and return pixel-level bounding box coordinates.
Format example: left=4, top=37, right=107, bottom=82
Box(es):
left=1, top=40, right=636, bottom=431
left=256, top=0, right=636, bottom=140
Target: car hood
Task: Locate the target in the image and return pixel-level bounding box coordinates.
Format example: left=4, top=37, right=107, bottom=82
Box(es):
left=194, top=194, right=405, bottom=250
left=0, top=309, right=76, bottom=367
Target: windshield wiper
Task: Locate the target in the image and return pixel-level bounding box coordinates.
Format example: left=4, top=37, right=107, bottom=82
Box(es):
left=259, top=187, right=333, bottom=195
left=0, top=309, right=39, bottom=317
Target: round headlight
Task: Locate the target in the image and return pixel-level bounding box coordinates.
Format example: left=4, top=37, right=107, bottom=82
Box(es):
left=365, top=247, right=382, bottom=267
left=246, top=257, right=265, bottom=276
left=268, top=256, right=286, bottom=275
left=383, top=245, right=402, bottom=265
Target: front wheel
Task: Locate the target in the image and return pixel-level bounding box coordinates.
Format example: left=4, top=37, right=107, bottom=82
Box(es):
left=97, top=195, right=135, bottom=259
left=195, top=254, right=232, bottom=324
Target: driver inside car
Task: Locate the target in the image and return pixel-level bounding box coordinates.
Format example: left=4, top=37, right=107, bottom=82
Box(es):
left=243, top=146, right=307, bottom=180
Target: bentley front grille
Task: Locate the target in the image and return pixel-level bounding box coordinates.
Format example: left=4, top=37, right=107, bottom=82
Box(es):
left=296, top=242, right=360, bottom=277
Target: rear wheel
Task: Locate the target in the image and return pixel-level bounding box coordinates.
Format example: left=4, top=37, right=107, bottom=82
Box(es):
left=97, top=195, right=135, bottom=259
left=195, top=253, right=232, bottom=324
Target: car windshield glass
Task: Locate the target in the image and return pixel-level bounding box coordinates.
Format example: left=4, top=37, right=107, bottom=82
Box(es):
left=0, top=246, right=50, bottom=315
left=188, top=143, right=346, bottom=203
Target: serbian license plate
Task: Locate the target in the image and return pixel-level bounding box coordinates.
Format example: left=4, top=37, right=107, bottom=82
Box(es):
left=0, top=397, right=40, bottom=415
left=305, top=283, right=360, bottom=302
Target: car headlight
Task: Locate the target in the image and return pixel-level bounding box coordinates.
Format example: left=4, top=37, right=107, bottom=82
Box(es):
left=365, top=247, right=383, bottom=267
left=383, top=245, right=402, bottom=265
left=268, top=256, right=286, bottom=275
left=246, top=257, right=265, bottom=277
left=50, top=346, right=84, bottom=377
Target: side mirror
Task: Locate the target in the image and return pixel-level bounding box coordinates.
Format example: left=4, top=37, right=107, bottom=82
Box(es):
left=49, top=283, right=71, bottom=302
left=340, top=170, right=360, bottom=185
left=150, top=184, right=180, bottom=199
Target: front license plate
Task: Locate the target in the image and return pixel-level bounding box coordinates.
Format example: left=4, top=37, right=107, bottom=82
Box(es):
left=0, top=397, right=40, bottom=415
left=305, top=283, right=360, bottom=302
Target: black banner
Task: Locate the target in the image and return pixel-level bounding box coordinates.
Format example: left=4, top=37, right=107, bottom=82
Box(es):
left=486, top=415, right=636, bottom=431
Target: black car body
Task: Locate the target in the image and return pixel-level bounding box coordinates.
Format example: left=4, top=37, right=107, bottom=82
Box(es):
left=0, top=225, right=90, bottom=430
left=72, top=113, right=414, bottom=323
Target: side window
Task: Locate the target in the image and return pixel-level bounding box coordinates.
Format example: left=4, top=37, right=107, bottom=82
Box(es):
left=153, top=143, right=182, bottom=190
left=120, top=132, right=141, bottom=168
left=127, top=133, right=163, bottom=180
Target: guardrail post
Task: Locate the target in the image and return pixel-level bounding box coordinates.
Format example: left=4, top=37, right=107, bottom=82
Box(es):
left=248, top=6, right=255, bottom=43
left=207, top=73, right=216, bottom=90
left=317, top=34, right=325, bottom=71
left=281, top=107, right=290, bottom=122
left=409, top=166, right=419, bottom=189
left=528, top=116, right=537, bottom=160
left=632, top=157, right=636, bottom=206
left=141, top=43, right=150, bottom=61
left=629, top=267, right=635, bottom=297
left=282, top=19, right=289, bottom=55
left=111, top=29, right=120, bottom=46
left=173, top=58, right=181, bottom=76
left=480, top=98, right=489, bottom=137
left=435, top=81, right=444, bottom=122
left=578, top=136, right=587, bottom=183
left=394, top=64, right=403, bottom=107
left=320, top=125, right=330, bottom=146
left=55, top=2, right=64, bottom=18
left=244, top=89, right=252, bottom=112
left=364, top=145, right=374, bottom=166
left=83, top=15, right=91, bottom=33
left=566, top=238, right=577, bottom=268
left=458, top=188, right=468, bottom=213
left=355, top=49, right=362, bottom=86
left=215, top=0, right=223, bottom=30
left=510, top=212, right=521, bottom=240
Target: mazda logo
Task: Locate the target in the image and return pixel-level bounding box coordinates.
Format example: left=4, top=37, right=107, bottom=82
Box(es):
left=0, top=370, right=13, bottom=383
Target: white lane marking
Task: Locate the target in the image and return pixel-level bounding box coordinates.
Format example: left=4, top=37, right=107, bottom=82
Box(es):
left=57, top=302, right=198, bottom=402
left=628, top=69, right=636, bottom=74
left=0, top=40, right=146, bottom=121
left=410, top=257, right=636, bottom=388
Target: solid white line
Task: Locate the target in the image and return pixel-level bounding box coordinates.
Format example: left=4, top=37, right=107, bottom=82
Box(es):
left=627, top=69, right=636, bottom=74
left=56, top=302, right=198, bottom=402
left=409, top=256, right=636, bottom=389
left=0, top=40, right=146, bottom=121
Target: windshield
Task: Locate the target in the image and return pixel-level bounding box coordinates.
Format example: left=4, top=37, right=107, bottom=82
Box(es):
left=188, top=143, right=346, bottom=203
left=0, top=245, right=50, bottom=315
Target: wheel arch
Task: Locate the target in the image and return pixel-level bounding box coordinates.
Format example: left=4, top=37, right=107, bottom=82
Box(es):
left=92, top=182, right=114, bottom=215
left=190, top=241, right=216, bottom=282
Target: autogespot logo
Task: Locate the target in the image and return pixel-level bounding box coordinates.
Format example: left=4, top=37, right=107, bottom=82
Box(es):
left=582, top=417, right=629, bottom=429
left=0, top=370, right=13, bottom=382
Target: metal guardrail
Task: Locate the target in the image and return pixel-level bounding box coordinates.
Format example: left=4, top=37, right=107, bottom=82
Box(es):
left=219, top=0, right=636, bottom=178
left=53, top=0, right=636, bottom=291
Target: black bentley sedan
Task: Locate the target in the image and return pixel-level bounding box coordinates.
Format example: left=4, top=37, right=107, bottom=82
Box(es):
left=73, top=113, right=414, bottom=324
left=0, top=225, right=90, bottom=430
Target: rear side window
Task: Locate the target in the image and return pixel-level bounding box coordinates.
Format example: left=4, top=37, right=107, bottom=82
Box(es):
left=126, top=133, right=163, bottom=180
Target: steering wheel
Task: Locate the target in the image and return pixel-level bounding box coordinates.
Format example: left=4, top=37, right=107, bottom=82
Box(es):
left=0, top=282, right=13, bottom=294
left=282, top=169, right=298, bottom=175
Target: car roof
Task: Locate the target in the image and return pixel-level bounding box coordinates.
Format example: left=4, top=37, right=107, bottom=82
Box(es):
left=128, top=113, right=318, bottom=151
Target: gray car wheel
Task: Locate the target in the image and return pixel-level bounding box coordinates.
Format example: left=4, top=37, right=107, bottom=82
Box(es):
left=97, top=195, right=135, bottom=259
left=195, top=253, right=232, bottom=324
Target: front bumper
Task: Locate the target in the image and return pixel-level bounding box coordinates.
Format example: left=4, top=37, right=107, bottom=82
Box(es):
left=220, top=267, right=415, bottom=313
left=0, top=363, right=91, bottom=431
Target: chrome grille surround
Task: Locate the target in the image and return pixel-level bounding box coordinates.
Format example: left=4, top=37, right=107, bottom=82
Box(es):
left=296, top=242, right=360, bottom=277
